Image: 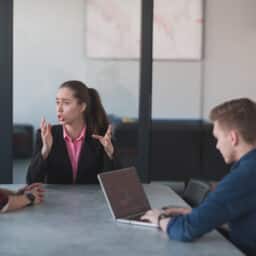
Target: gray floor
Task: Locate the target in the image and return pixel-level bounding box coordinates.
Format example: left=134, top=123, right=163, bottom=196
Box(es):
left=13, top=159, right=185, bottom=194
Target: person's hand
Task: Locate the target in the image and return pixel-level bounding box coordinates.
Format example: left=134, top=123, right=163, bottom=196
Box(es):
left=140, top=209, right=163, bottom=225
left=26, top=185, right=45, bottom=205
left=92, top=125, right=114, bottom=159
left=17, top=183, right=44, bottom=195
left=40, top=117, right=53, bottom=160
left=163, top=207, right=191, bottom=216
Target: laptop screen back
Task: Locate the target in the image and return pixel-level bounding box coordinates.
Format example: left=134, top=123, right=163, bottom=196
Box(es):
left=98, top=167, right=151, bottom=219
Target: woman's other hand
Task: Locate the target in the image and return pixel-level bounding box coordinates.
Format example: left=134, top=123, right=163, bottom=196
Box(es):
left=92, top=125, right=114, bottom=159
left=40, top=117, right=53, bottom=160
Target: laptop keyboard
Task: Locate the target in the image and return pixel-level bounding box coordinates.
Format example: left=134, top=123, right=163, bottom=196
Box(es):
left=127, top=213, right=150, bottom=222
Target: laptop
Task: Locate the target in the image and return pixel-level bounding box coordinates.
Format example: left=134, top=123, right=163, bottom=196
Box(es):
left=97, top=167, right=158, bottom=227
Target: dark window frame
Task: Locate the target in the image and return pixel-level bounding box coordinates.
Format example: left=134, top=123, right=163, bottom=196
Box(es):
left=0, top=0, right=13, bottom=183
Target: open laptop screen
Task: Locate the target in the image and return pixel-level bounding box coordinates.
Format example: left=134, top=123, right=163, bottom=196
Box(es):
left=98, top=167, right=151, bottom=219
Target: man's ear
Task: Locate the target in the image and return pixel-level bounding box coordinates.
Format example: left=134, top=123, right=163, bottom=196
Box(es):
left=230, top=130, right=239, bottom=146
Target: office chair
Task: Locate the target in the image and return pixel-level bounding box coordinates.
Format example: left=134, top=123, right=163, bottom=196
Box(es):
left=182, top=179, right=211, bottom=207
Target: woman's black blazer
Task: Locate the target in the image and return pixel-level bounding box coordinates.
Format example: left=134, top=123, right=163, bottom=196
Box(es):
left=26, top=125, right=121, bottom=184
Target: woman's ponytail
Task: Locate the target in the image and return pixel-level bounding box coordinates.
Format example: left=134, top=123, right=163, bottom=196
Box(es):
left=87, top=88, right=109, bottom=135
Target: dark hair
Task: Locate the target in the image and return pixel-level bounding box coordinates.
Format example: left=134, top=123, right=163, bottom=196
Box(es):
left=209, top=98, right=256, bottom=144
left=59, top=80, right=109, bottom=135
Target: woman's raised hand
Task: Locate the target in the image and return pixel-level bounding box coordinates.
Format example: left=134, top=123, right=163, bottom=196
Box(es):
left=92, top=125, right=114, bottom=159
left=40, top=117, right=53, bottom=160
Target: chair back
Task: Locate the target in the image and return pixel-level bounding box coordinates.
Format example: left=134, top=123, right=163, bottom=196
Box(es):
left=183, top=179, right=211, bottom=207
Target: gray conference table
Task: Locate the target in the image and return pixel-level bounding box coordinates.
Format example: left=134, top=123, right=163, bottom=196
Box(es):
left=0, top=183, right=244, bottom=256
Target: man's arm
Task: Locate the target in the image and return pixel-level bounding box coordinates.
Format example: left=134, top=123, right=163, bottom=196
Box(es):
left=166, top=199, right=230, bottom=241
left=166, top=166, right=255, bottom=241
left=143, top=164, right=254, bottom=242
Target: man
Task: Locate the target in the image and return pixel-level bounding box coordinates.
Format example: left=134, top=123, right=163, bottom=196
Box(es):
left=0, top=183, right=44, bottom=212
left=142, top=98, right=256, bottom=256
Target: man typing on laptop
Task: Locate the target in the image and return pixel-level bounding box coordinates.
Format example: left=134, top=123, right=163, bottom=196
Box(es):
left=141, top=98, right=256, bottom=256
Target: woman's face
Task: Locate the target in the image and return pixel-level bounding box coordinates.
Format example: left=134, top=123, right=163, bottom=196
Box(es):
left=56, top=87, right=86, bottom=125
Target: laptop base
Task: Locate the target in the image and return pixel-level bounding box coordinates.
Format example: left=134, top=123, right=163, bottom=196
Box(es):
left=116, top=218, right=158, bottom=228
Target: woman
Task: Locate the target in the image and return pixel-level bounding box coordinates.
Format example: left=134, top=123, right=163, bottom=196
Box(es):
left=27, top=80, right=120, bottom=184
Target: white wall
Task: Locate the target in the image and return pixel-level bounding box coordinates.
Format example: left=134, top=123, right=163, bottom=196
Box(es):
left=14, top=0, right=256, bottom=128
left=203, top=0, right=256, bottom=118
left=14, top=0, right=141, bottom=128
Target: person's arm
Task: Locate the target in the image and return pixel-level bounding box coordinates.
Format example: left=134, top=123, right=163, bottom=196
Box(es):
left=0, top=192, right=9, bottom=212
left=1, top=186, right=44, bottom=213
left=141, top=194, right=233, bottom=242
left=0, top=188, right=16, bottom=196
left=166, top=201, right=228, bottom=241
left=0, top=183, right=44, bottom=196
left=26, top=130, right=49, bottom=184
left=166, top=167, right=255, bottom=241
left=3, top=195, right=32, bottom=212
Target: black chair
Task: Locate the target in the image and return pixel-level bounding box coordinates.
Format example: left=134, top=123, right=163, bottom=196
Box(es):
left=183, top=179, right=248, bottom=255
left=182, top=179, right=211, bottom=207
left=13, top=124, right=34, bottom=158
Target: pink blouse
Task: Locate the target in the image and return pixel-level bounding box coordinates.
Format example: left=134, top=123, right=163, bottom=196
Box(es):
left=63, top=127, right=86, bottom=183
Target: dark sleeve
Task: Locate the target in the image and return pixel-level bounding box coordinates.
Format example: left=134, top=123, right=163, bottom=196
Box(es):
left=26, top=130, right=48, bottom=184
left=0, top=191, right=9, bottom=211
left=102, top=139, right=122, bottom=172
left=166, top=165, right=256, bottom=241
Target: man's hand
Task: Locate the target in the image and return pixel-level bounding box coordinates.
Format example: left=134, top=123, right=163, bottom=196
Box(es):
left=163, top=207, right=192, bottom=216
left=141, top=209, right=173, bottom=232
left=140, top=209, right=163, bottom=225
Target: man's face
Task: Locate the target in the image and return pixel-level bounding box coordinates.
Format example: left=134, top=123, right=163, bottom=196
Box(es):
left=213, top=121, right=236, bottom=164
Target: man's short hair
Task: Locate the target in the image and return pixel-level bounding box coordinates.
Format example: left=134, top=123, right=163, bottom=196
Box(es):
left=209, top=98, right=256, bottom=144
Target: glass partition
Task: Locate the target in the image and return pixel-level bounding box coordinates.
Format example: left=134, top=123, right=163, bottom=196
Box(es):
left=13, top=0, right=141, bottom=183
left=151, top=0, right=203, bottom=183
